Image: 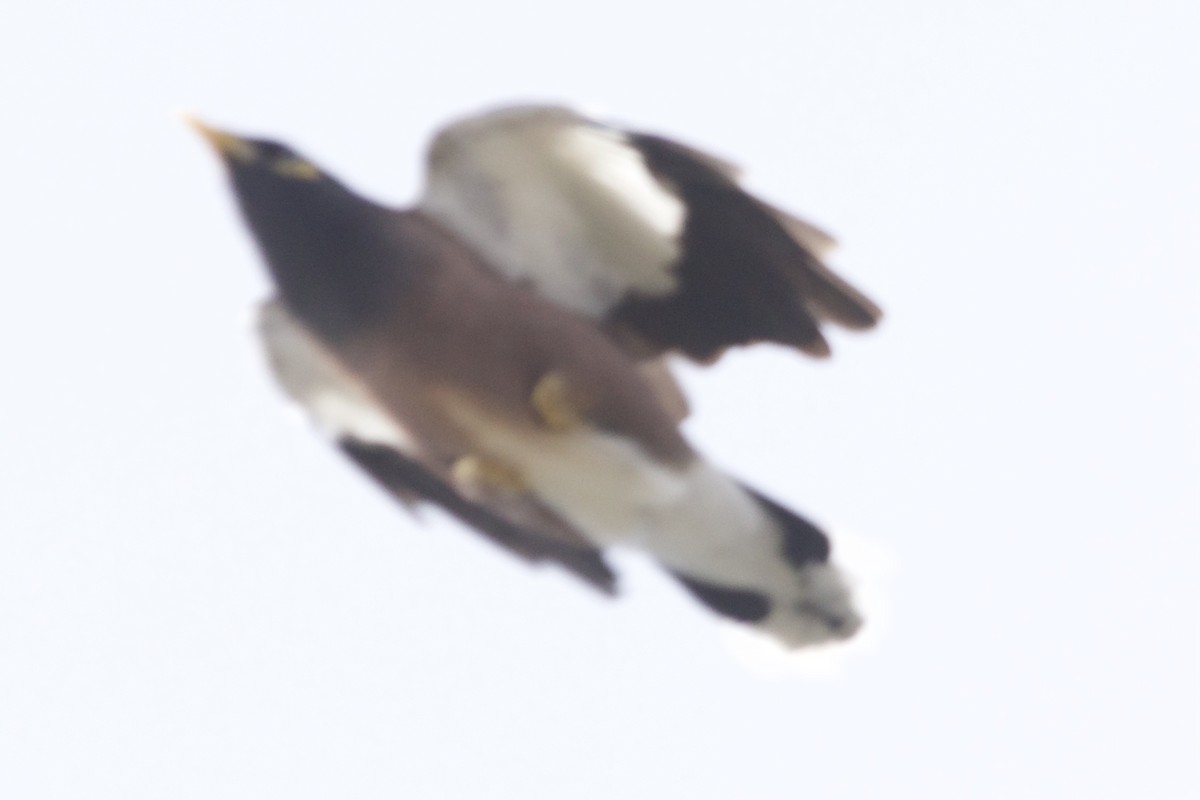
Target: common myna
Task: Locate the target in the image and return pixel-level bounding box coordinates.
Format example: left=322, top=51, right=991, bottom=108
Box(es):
left=190, top=105, right=879, bottom=648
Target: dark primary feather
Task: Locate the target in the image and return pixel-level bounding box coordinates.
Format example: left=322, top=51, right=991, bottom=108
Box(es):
left=613, top=133, right=881, bottom=362
left=340, top=439, right=617, bottom=594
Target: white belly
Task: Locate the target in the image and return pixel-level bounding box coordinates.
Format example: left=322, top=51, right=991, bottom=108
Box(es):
left=441, top=395, right=799, bottom=588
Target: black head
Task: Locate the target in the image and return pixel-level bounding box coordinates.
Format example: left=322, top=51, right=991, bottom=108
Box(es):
left=189, top=117, right=403, bottom=342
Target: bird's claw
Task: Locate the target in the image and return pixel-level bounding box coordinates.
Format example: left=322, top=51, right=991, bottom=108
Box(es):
left=531, top=372, right=587, bottom=432
left=451, top=454, right=527, bottom=493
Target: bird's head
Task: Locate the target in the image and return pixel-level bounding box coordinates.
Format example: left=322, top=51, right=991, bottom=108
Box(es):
left=185, top=115, right=353, bottom=224
left=187, top=116, right=399, bottom=342
left=186, top=114, right=323, bottom=175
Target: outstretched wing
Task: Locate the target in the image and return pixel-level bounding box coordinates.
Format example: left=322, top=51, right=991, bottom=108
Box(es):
left=257, top=300, right=616, bottom=594
left=614, top=133, right=882, bottom=361
left=339, top=440, right=616, bottom=593
left=419, top=104, right=881, bottom=364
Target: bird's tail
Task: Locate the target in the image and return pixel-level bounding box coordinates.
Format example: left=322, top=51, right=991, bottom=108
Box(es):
left=671, top=484, right=862, bottom=649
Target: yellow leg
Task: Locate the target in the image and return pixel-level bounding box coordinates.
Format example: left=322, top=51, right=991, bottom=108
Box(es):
left=451, top=454, right=527, bottom=493
left=531, top=372, right=588, bottom=432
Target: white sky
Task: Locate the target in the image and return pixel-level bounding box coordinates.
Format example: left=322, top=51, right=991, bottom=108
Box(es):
left=2, top=1, right=1197, bottom=798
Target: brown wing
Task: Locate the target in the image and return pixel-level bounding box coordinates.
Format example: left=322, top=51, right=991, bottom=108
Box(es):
left=258, top=298, right=617, bottom=595
left=612, top=133, right=882, bottom=363
left=339, top=438, right=616, bottom=594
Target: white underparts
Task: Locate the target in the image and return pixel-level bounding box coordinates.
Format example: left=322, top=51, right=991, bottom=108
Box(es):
left=256, top=300, right=415, bottom=452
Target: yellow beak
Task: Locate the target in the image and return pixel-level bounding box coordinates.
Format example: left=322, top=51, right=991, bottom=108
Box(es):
left=183, top=114, right=258, bottom=163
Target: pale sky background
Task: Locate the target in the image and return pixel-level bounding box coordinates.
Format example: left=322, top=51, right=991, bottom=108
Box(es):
left=2, top=1, right=1197, bottom=798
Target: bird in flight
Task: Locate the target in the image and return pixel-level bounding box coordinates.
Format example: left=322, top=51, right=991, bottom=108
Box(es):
left=189, top=104, right=880, bottom=648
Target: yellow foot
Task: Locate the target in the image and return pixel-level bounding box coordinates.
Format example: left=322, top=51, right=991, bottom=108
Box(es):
left=531, top=372, right=588, bottom=432
left=451, top=454, right=527, bottom=493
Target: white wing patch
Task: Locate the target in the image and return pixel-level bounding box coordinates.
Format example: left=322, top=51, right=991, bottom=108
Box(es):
left=256, top=300, right=415, bottom=452
left=551, top=122, right=684, bottom=241
left=420, top=105, right=685, bottom=318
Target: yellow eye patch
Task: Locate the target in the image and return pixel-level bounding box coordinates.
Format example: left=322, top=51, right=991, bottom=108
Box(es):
left=272, top=157, right=322, bottom=181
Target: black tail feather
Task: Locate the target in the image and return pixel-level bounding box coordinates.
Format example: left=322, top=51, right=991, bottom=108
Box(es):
left=740, top=484, right=831, bottom=568
left=671, top=572, right=771, bottom=622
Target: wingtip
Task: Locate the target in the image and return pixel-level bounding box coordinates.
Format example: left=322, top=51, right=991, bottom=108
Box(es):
left=797, top=335, right=833, bottom=359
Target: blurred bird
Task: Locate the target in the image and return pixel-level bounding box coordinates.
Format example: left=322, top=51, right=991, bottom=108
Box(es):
left=189, top=104, right=880, bottom=648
